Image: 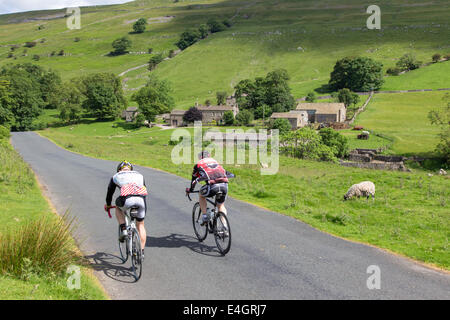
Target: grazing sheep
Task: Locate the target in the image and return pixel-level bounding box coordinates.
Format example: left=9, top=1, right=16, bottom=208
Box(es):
left=344, top=181, right=375, bottom=200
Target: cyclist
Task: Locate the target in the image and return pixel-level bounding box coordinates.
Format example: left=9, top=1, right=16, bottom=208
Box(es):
left=186, top=151, right=233, bottom=228
left=105, top=161, right=147, bottom=257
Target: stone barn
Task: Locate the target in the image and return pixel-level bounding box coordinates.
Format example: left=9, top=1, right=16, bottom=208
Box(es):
left=296, top=103, right=346, bottom=123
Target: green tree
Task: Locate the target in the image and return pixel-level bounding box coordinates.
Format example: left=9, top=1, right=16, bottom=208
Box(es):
left=337, top=88, right=360, bottom=108
left=148, top=53, right=164, bottom=71
left=176, top=30, right=200, bottom=50
left=319, top=127, right=349, bottom=158
left=235, top=110, right=254, bottom=126
left=81, top=73, right=126, bottom=119
left=305, top=92, right=316, bottom=102
left=428, top=94, right=450, bottom=165
left=111, top=37, right=132, bottom=55
left=329, top=56, right=384, bottom=92
left=396, top=53, right=421, bottom=71
left=198, top=24, right=210, bottom=39
left=0, top=79, right=15, bottom=127
left=432, top=53, right=441, bottom=63
left=207, top=19, right=226, bottom=33
left=131, top=75, right=175, bottom=122
left=216, top=91, right=227, bottom=105
left=223, top=110, right=235, bottom=125
left=272, top=118, right=291, bottom=136
left=133, top=18, right=147, bottom=33
left=53, top=81, right=84, bottom=123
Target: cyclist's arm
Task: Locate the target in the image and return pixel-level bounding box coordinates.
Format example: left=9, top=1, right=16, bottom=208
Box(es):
left=190, top=165, right=199, bottom=191
left=105, top=178, right=117, bottom=206
left=225, top=170, right=235, bottom=178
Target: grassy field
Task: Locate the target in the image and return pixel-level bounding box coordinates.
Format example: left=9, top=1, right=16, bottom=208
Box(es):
left=1, top=0, right=449, bottom=108
left=0, top=138, right=108, bottom=300
left=38, top=120, right=450, bottom=269
left=354, top=91, right=447, bottom=156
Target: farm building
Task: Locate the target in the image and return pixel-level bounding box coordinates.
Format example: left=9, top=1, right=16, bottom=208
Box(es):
left=296, top=103, right=346, bottom=123
left=270, top=111, right=308, bottom=130
left=168, top=96, right=239, bottom=126
left=122, top=107, right=139, bottom=122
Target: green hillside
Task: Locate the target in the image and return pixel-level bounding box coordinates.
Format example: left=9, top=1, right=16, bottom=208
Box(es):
left=1, top=0, right=449, bottom=108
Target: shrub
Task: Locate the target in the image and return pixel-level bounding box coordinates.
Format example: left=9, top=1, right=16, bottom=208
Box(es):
left=223, top=19, right=232, bottom=28
left=148, top=48, right=153, bottom=54
left=305, top=92, right=316, bottom=102
left=207, top=19, right=226, bottom=33
left=337, top=88, right=360, bottom=107
left=0, top=125, right=10, bottom=139
left=396, top=53, right=421, bottom=71
left=198, top=24, right=210, bottom=39
left=216, top=91, right=227, bottom=105
left=58, top=49, right=65, bottom=56
left=168, top=49, right=176, bottom=58
left=319, top=127, right=349, bottom=158
left=386, top=67, right=401, bottom=76
left=272, top=118, right=291, bottom=135
left=183, top=107, right=202, bottom=123
left=148, top=53, right=164, bottom=70
left=223, top=110, right=234, bottom=125
left=235, top=109, right=254, bottom=126
left=7, top=53, right=13, bottom=58
left=74, top=37, right=81, bottom=42
left=0, top=213, right=78, bottom=278
left=432, top=53, right=441, bottom=63
left=133, top=18, right=147, bottom=33
left=32, top=54, right=40, bottom=61
left=176, top=30, right=200, bottom=50
left=134, top=113, right=146, bottom=128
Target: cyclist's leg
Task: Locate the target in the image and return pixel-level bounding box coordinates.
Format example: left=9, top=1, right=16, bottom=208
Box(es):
left=115, top=196, right=126, bottom=227
left=124, top=196, right=147, bottom=250
left=136, top=220, right=146, bottom=250
left=214, top=183, right=229, bottom=228
left=199, top=184, right=210, bottom=214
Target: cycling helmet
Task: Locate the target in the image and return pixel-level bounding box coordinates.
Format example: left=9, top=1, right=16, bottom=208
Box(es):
left=198, top=150, right=211, bottom=160
left=117, top=160, right=133, bottom=172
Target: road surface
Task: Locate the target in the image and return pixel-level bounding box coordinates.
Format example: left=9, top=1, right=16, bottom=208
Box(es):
left=11, top=132, right=450, bottom=299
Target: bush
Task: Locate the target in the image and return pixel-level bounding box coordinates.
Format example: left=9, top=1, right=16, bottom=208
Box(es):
left=133, top=18, right=147, bottom=33
left=271, top=118, right=291, bottom=135
left=134, top=113, right=146, bottom=128
left=235, top=110, right=254, bottom=126
left=58, top=50, right=65, bottom=56
left=386, top=67, right=401, bottom=76
left=223, top=19, right=232, bottom=28
left=305, top=92, right=316, bottom=102
left=176, top=30, right=200, bottom=50
left=0, top=213, right=78, bottom=278
left=0, top=125, right=10, bottom=139
left=32, top=54, right=40, bottom=61
left=198, top=24, right=210, bottom=39
left=168, top=49, right=176, bottom=58
left=216, top=91, right=227, bottom=105
left=183, top=107, right=202, bottom=123
left=432, top=53, right=441, bottom=63
left=337, top=88, right=360, bottom=107
left=148, top=48, right=153, bottom=54
left=148, top=53, right=164, bottom=70
left=207, top=19, right=226, bottom=33
left=396, top=53, right=421, bottom=71
left=74, top=37, right=81, bottom=42
left=223, top=110, right=235, bottom=125
left=318, top=127, right=349, bottom=158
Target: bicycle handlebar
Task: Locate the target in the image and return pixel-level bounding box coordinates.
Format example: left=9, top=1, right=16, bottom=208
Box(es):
left=104, top=205, right=116, bottom=219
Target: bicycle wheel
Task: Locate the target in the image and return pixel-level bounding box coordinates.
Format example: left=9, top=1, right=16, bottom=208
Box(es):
left=214, top=212, right=231, bottom=255
left=192, top=202, right=207, bottom=242
left=118, top=225, right=128, bottom=263
left=131, top=228, right=143, bottom=281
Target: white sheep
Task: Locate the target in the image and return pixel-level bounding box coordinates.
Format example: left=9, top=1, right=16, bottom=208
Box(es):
left=344, top=181, right=375, bottom=200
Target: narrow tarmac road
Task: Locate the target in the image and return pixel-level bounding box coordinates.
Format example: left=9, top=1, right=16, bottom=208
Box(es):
left=11, top=132, right=450, bottom=299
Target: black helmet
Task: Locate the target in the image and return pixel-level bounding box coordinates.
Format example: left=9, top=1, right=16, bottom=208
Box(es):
left=198, top=150, right=211, bottom=160
left=117, top=160, right=133, bottom=172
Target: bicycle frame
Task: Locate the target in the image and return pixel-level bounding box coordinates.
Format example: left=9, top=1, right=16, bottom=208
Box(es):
left=106, top=205, right=138, bottom=255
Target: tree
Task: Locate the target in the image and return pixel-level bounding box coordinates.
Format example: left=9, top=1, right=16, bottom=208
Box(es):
left=396, top=53, right=421, bottom=71
left=428, top=94, right=450, bottom=165
left=216, top=91, right=227, bottom=105
left=223, top=19, right=232, bottom=28
left=207, top=19, right=226, bottom=33
left=0, top=79, right=15, bottom=128
left=234, top=69, right=294, bottom=114
left=305, top=92, right=316, bottom=102
left=176, top=30, right=200, bottom=50
left=329, top=56, right=384, bottom=92
left=319, top=127, right=349, bottom=158
left=235, top=110, right=254, bottom=126
left=254, top=104, right=272, bottom=119
left=111, top=37, right=132, bottom=55
left=223, top=110, right=234, bottom=125
left=272, top=118, right=291, bottom=136
left=337, top=88, right=360, bottom=108
left=53, top=81, right=83, bottom=123
left=198, top=24, right=210, bottom=39
left=148, top=53, right=164, bottom=70
left=183, top=107, right=202, bottom=123
left=432, top=53, right=441, bottom=63
left=81, top=73, right=126, bottom=119
left=133, top=18, right=147, bottom=33
left=131, top=75, right=175, bottom=122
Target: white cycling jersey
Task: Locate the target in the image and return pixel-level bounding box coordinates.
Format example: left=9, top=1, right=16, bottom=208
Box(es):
left=113, top=171, right=145, bottom=188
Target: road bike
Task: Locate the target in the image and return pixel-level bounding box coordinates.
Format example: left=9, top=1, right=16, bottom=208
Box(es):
left=186, top=189, right=231, bottom=255
left=105, top=205, right=143, bottom=281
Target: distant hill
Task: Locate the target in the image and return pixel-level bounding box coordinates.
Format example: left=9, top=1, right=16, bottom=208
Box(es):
left=1, top=0, right=449, bottom=108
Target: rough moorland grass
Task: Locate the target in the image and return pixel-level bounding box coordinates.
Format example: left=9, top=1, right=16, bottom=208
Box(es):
left=1, top=0, right=449, bottom=107
left=39, top=121, right=450, bottom=269
left=354, top=91, right=446, bottom=156
left=0, top=139, right=107, bottom=300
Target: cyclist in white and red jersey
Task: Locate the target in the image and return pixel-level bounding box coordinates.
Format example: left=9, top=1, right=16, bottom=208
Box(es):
left=187, top=151, right=233, bottom=225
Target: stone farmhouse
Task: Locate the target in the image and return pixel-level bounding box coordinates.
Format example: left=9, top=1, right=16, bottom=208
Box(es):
left=296, top=103, right=346, bottom=123
left=270, top=111, right=309, bottom=130
left=168, top=96, right=239, bottom=127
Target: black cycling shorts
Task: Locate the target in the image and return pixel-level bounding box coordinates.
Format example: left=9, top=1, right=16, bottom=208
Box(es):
left=200, top=183, right=228, bottom=204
